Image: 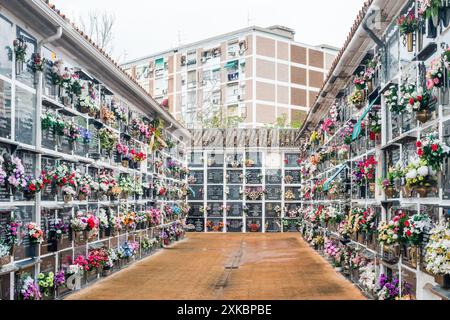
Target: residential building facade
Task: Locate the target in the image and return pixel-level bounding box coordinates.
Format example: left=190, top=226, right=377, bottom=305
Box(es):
left=122, top=26, right=338, bottom=129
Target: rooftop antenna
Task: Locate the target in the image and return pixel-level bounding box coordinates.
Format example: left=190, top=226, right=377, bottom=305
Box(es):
left=247, top=10, right=252, bottom=26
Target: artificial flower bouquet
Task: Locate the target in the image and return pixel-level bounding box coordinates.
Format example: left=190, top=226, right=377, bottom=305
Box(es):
left=244, top=187, right=265, bottom=201
left=426, top=57, right=445, bottom=90
left=404, top=158, right=438, bottom=196
left=416, top=133, right=450, bottom=171
left=396, top=11, right=419, bottom=36
left=424, top=224, right=450, bottom=282
left=348, top=90, right=365, bottom=109
left=26, top=222, right=44, bottom=244
left=403, top=213, right=431, bottom=246
left=377, top=210, right=408, bottom=247
left=19, top=274, right=41, bottom=301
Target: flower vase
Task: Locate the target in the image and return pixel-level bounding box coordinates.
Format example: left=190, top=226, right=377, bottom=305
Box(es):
left=367, top=81, right=373, bottom=94
left=406, top=33, right=414, bottom=52
left=102, top=268, right=113, bottom=277
left=79, top=105, right=90, bottom=114
left=436, top=274, right=450, bottom=290
left=369, top=182, right=376, bottom=194
left=384, top=187, right=395, bottom=199
left=427, top=17, right=438, bottom=39
left=15, top=60, right=24, bottom=75
left=50, top=84, right=60, bottom=97
left=0, top=255, right=11, bottom=267
left=63, top=194, right=72, bottom=204
left=334, top=266, right=343, bottom=272
left=27, top=243, right=39, bottom=257
left=416, top=110, right=431, bottom=123
left=416, top=186, right=429, bottom=198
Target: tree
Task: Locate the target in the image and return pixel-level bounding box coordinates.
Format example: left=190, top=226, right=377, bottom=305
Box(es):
left=77, top=10, right=116, bottom=55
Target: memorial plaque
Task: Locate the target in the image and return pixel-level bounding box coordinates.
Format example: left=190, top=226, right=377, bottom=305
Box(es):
left=0, top=210, right=11, bottom=243
left=228, top=203, right=243, bottom=217
left=207, top=153, right=224, bottom=167
left=188, top=203, right=203, bottom=217
left=40, top=255, right=56, bottom=273
left=14, top=206, right=35, bottom=261
left=265, top=170, right=282, bottom=184
left=207, top=169, right=223, bottom=184
left=265, top=218, right=281, bottom=232
left=226, top=185, right=242, bottom=201
left=246, top=218, right=262, bottom=232
left=266, top=185, right=281, bottom=200
left=189, top=152, right=203, bottom=167
left=0, top=274, right=10, bottom=300
left=40, top=208, right=55, bottom=255
left=285, top=153, right=300, bottom=167
left=188, top=185, right=203, bottom=201
left=226, top=170, right=243, bottom=184
left=189, top=170, right=204, bottom=185
left=285, top=170, right=302, bottom=184
left=88, top=121, right=100, bottom=156
left=246, top=203, right=262, bottom=217
left=207, top=185, right=223, bottom=201
left=246, top=152, right=262, bottom=167
left=226, top=219, right=243, bottom=232
left=226, top=153, right=244, bottom=168
left=285, top=187, right=301, bottom=200
left=265, top=203, right=282, bottom=217
left=246, top=169, right=262, bottom=184
left=0, top=78, right=12, bottom=139
left=186, top=218, right=204, bottom=232
left=15, top=88, right=35, bottom=145
left=207, top=202, right=223, bottom=217
left=14, top=151, right=35, bottom=201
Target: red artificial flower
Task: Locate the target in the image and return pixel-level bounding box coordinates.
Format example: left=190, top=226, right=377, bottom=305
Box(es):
left=417, top=95, right=422, bottom=102
left=431, top=144, right=439, bottom=152
left=416, top=141, right=422, bottom=148
left=29, top=184, right=36, bottom=192
left=406, top=230, right=412, bottom=237
left=417, top=148, right=424, bottom=157
left=404, top=220, right=410, bottom=227
left=409, top=98, right=415, bottom=105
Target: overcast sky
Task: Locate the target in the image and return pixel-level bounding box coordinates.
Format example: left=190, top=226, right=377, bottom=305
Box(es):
left=51, top=0, right=365, bottom=63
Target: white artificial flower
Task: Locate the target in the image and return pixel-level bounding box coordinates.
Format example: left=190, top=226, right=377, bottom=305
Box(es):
left=406, top=169, right=418, bottom=180
left=417, top=166, right=429, bottom=177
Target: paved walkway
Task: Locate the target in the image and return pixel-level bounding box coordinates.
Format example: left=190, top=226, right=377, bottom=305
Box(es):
left=66, top=233, right=365, bottom=300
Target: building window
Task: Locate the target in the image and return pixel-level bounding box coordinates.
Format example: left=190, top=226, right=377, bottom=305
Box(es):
left=227, top=40, right=239, bottom=58
left=187, top=70, right=196, bottom=88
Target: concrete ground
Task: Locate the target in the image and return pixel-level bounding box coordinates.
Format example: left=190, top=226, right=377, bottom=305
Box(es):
left=66, top=233, right=365, bottom=300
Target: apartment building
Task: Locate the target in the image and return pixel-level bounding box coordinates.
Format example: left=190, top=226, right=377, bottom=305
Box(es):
left=122, top=26, right=338, bottom=129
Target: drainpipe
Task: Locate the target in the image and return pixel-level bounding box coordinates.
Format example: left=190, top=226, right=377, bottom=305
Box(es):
left=362, top=8, right=387, bottom=81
